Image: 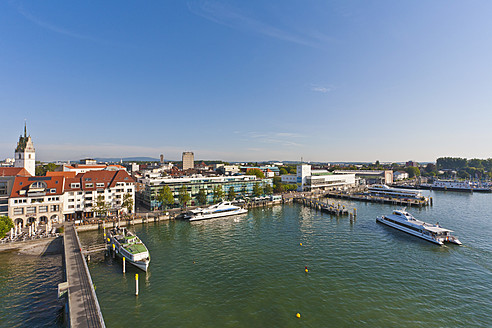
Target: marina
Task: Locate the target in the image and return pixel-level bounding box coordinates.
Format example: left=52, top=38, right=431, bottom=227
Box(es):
left=1, top=191, right=491, bottom=327
left=75, top=191, right=490, bottom=328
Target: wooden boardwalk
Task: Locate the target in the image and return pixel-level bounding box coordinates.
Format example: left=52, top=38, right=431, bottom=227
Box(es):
left=64, top=223, right=106, bottom=328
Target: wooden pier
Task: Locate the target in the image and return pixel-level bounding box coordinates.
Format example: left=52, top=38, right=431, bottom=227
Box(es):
left=323, top=191, right=430, bottom=207
left=294, top=197, right=354, bottom=217
left=63, top=222, right=106, bottom=328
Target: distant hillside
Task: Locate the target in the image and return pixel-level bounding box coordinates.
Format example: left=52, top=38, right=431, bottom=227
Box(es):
left=93, top=157, right=160, bottom=163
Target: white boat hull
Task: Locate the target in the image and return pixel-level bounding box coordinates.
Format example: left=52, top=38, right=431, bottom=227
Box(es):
left=188, top=208, right=248, bottom=222
left=377, top=216, right=444, bottom=245
left=114, top=245, right=150, bottom=271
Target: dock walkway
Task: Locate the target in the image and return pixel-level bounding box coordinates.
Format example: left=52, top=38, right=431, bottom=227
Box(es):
left=64, top=222, right=106, bottom=328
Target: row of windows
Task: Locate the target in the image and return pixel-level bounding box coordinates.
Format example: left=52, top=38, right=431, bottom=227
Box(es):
left=13, top=205, right=60, bottom=215
left=13, top=196, right=60, bottom=204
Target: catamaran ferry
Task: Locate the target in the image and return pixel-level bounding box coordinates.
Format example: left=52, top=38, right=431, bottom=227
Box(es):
left=108, top=227, right=150, bottom=271
left=376, top=209, right=461, bottom=245
left=184, top=201, right=248, bottom=222
left=368, top=184, right=426, bottom=200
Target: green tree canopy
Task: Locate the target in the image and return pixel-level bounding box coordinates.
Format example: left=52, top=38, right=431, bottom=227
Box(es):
left=122, top=193, right=134, bottom=215
left=0, top=216, right=14, bottom=239
left=157, top=186, right=174, bottom=210
left=264, top=183, right=273, bottom=195
left=178, top=186, right=191, bottom=208
left=93, top=195, right=110, bottom=218
left=227, top=186, right=236, bottom=201
left=246, top=168, right=265, bottom=179
left=253, top=183, right=262, bottom=197
left=213, top=185, right=224, bottom=203
left=405, top=166, right=421, bottom=178
left=197, top=189, right=207, bottom=205
left=279, top=168, right=288, bottom=175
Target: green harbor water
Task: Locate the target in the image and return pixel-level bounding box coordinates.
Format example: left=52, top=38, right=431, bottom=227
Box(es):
left=1, top=191, right=491, bottom=327
left=80, top=191, right=491, bottom=327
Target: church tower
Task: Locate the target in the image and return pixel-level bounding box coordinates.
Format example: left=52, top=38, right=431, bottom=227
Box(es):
left=14, top=123, right=36, bottom=176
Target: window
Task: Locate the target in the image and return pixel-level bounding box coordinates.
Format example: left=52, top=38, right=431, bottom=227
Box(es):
left=13, top=208, right=23, bottom=215
left=96, top=183, right=105, bottom=188
left=31, top=198, right=43, bottom=203
left=50, top=189, right=56, bottom=193
left=26, top=207, right=36, bottom=214
left=69, top=199, right=74, bottom=202
left=85, top=178, right=92, bottom=182
left=127, top=189, right=132, bottom=193
left=85, top=197, right=93, bottom=201
left=85, top=203, right=92, bottom=208
left=68, top=205, right=74, bottom=209
left=39, top=206, right=48, bottom=213
left=77, top=192, right=83, bottom=195
left=71, top=183, right=80, bottom=188
left=97, top=190, right=104, bottom=194
left=0, top=182, right=7, bottom=195
left=50, top=205, right=59, bottom=212
left=85, top=183, right=93, bottom=188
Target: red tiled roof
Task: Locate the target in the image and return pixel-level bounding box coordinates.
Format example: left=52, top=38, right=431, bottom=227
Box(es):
left=0, top=167, right=32, bottom=177
left=63, top=169, right=134, bottom=192
left=46, top=171, right=77, bottom=178
left=10, top=176, right=65, bottom=197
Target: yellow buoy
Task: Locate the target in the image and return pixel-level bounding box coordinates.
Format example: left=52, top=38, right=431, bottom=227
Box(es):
left=305, top=268, right=308, bottom=273
left=296, top=313, right=301, bottom=318
left=300, top=242, right=302, bottom=246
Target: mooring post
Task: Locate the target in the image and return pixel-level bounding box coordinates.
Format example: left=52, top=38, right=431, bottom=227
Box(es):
left=135, top=274, right=139, bottom=296
left=123, top=257, right=126, bottom=273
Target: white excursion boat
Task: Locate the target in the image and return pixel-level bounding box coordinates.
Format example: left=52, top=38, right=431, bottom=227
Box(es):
left=376, top=209, right=462, bottom=245
left=431, top=179, right=472, bottom=192
left=184, top=201, right=248, bottom=222
left=109, top=227, right=150, bottom=271
left=368, top=184, right=426, bottom=200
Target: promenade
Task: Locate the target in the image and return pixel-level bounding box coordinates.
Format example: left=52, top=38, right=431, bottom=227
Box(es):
left=64, top=222, right=105, bottom=328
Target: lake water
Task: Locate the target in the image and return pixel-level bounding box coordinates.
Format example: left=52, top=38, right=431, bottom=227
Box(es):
left=1, top=191, right=491, bottom=327
left=81, top=191, right=492, bottom=327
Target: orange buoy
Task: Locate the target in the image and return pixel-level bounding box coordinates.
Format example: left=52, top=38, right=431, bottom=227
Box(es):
left=296, top=313, right=301, bottom=318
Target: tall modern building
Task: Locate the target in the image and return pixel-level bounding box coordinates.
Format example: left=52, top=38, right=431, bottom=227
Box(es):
left=182, top=152, right=194, bottom=170
left=14, top=124, right=36, bottom=176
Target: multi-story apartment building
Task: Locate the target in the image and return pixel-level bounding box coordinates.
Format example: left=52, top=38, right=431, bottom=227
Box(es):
left=0, top=167, right=31, bottom=217
left=137, top=175, right=272, bottom=210
left=8, top=176, right=64, bottom=227
left=62, top=170, right=135, bottom=220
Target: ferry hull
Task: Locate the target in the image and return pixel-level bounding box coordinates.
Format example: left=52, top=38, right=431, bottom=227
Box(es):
left=376, top=217, right=443, bottom=245
left=114, top=246, right=150, bottom=271
left=188, top=209, right=248, bottom=222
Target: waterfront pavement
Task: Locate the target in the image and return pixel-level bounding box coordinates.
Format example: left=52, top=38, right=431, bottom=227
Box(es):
left=64, top=222, right=105, bottom=328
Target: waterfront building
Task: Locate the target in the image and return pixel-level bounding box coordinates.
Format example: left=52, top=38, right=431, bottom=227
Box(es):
left=62, top=170, right=135, bottom=221
left=14, top=124, right=36, bottom=176
left=8, top=176, right=64, bottom=227
left=137, top=175, right=272, bottom=210
left=333, top=170, right=393, bottom=185
left=286, top=164, right=356, bottom=192
left=182, top=152, right=194, bottom=170
left=0, top=168, right=32, bottom=217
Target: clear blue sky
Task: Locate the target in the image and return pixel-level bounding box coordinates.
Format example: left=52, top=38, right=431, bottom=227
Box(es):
left=2, top=1, right=492, bottom=163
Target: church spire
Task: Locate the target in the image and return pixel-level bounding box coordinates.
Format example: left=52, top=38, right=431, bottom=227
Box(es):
left=24, top=120, right=27, bottom=137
